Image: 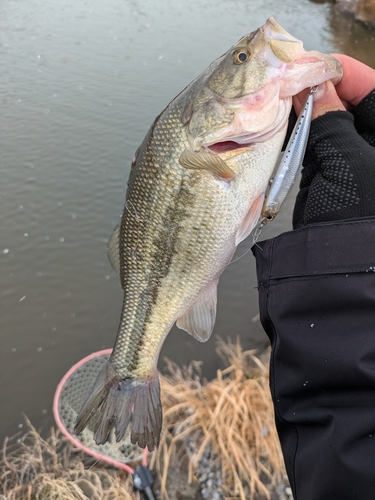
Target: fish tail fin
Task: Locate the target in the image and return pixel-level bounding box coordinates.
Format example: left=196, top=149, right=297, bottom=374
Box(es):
left=74, top=361, right=162, bottom=451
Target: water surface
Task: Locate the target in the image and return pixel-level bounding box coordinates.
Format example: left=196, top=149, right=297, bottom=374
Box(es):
left=1, top=0, right=374, bottom=441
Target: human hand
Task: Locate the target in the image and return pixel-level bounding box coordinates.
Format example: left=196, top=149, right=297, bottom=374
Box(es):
left=293, top=54, right=375, bottom=119
left=292, top=55, right=375, bottom=229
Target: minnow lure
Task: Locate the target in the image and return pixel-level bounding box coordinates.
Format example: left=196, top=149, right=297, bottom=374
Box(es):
left=256, top=86, right=317, bottom=235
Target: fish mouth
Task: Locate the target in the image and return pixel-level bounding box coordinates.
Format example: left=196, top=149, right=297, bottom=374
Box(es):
left=207, top=140, right=251, bottom=154
left=204, top=98, right=291, bottom=155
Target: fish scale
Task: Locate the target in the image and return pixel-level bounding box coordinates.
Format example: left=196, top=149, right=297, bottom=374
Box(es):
left=74, top=17, right=342, bottom=451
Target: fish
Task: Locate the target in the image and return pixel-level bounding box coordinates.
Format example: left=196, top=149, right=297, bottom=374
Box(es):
left=74, top=17, right=342, bottom=451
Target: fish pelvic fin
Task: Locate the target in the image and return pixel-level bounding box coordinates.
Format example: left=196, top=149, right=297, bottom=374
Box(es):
left=74, top=362, right=162, bottom=451
left=176, top=279, right=218, bottom=342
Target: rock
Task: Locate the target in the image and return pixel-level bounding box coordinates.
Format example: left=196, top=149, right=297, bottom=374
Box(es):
left=335, top=0, right=375, bottom=27
left=356, top=0, right=375, bottom=24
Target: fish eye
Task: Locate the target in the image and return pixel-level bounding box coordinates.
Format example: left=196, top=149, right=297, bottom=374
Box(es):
left=232, top=49, right=250, bottom=64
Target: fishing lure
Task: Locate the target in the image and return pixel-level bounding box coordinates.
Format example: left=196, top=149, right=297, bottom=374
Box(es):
left=255, top=86, right=317, bottom=239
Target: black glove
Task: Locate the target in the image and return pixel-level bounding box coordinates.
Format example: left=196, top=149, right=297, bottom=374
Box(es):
left=292, top=89, right=375, bottom=229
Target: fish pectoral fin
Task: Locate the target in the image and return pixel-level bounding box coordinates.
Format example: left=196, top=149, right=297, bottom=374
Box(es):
left=179, top=149, right=235, bottom=182
left=107, top=219, right=121, bottom=275
left=176, top=279, right=218, bottom=342
left=235, top=193, right=265, bottom=246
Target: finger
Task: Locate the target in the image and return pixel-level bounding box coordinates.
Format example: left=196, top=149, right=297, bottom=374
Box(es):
left=310, top=81, right=346, bottom=120
left=332, top=54, right=375, bottom=106
left=293, top=81, right=345, bottom=120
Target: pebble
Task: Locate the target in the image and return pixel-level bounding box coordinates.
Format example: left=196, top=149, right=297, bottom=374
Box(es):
left=183, top=428, right=294, bottom=500
left=185, top=437, right=224, bottom=500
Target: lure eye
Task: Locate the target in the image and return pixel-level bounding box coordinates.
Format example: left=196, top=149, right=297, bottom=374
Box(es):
left=232, top=49, right=250, bottom=64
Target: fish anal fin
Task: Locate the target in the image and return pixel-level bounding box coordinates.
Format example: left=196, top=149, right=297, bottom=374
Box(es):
left=74, top=362, right=162, bottom=451
left=235, top=193, right=265, bottom=246
left=107, top=220, right=121, bottom=275
left=176, top=279, right=218, bottom=342
left=179, top=149, right=235, bottom=182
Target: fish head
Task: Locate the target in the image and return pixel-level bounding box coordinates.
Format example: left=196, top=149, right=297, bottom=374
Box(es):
left=182, top=17, right=343, bottom=152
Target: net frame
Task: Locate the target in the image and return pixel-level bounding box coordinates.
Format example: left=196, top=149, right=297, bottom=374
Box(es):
left=53, top=349, right=147, bottom=473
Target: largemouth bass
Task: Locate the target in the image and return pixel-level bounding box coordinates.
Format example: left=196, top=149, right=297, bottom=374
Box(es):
left=75, top=18, right=342, bottom=451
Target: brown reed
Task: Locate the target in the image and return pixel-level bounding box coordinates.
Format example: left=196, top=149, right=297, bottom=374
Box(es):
left=0, top=418, right=139, bottom=500
left=151, top=338, right=285, bottom=500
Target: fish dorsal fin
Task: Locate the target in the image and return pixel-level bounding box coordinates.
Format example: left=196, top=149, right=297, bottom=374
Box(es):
left=235, top=193, right=265, bottom=246
left=179, top=149, right=235, bottom=182
left=176, top=279, right=218, bottom=342
left=107, top=219, right=121, bottom=275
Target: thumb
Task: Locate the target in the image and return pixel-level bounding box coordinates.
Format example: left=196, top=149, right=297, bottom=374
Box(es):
left=293, top=81, right=346, bottom=120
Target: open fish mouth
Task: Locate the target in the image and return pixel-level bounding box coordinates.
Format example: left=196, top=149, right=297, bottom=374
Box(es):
left=199, top=96, right=291, bottom=155
left=207, top=140, right=252, bottom=154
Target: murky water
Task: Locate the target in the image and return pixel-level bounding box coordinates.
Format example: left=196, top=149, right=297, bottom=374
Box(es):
left=1, top=0, right=374, bottom=441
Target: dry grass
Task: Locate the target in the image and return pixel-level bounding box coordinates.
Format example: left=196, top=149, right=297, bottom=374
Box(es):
left=152, top=339, right=285, bottom=500
left=0, top=419, right=139, bottom=500
left=1, top=340, right=285, bottom=500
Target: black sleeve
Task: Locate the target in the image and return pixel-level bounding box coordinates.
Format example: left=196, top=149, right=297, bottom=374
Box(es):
left=293, top=89, right=375, bottom=229
left=252, top=219, right=375, bottom=500
left=352, top=88, right=375, bottom=147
